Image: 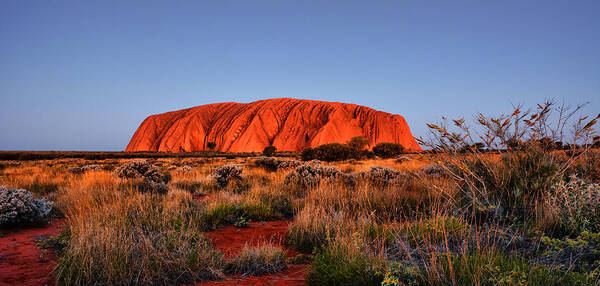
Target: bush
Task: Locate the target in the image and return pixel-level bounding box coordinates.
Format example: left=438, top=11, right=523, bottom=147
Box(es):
left=68, top=164, right=101, bottom=175
left=115, top=160, right=171, bottom=194
left=307, top=237, right=386, bottom=286
left=226, top=244, right=287, bottom=276
left=0, top=186, right=52, bottom=226
left=206, top=142, right=217, bottom=150
left=395, top=156, right=412, bottom=163
left=263, top=146, right=277, bottom=156
left=359, top=166, right=402, bottom=187
left=421, top=164, right=445, bottom=176
left=254, top=157, right=300, bottom=172
left=372, top=143, right=405, bottom=158
left=284, top=161, right=342, bottom=189
left=115, top=160, right=171, bottom=184
left=302, top=143, right=355, bottom=162
left=539, top=231, right=600, bottom=273
left=547, top=176, right=600, bottom=234
left=301, top=148, right=317, bottom=161
left=212, top=164, right=243, bottom=188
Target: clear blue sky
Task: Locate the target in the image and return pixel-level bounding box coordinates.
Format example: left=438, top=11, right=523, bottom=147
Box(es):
left=1, top=1, right=598, bottom=151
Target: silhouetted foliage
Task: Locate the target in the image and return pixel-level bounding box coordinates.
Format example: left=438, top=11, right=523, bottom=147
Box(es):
left=206, top=142, right=217, bottom=150
left=372, top=143, right=405, bottom=158
left=263, top=146, right=277, bottom=156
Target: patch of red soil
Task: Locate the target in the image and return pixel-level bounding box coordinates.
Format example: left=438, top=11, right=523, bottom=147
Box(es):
left=197, top=264, right=308, bottom=286
left=198, top=221, right=309, bottom=286
left=0, top=219, right=65, bottom=286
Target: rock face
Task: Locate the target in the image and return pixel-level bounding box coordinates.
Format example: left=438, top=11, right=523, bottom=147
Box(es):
left=126, top=98, right=422, bottom=153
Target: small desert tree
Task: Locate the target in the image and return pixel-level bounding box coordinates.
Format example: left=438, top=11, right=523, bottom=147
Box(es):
left=206, top=142, right=217, bottom=151
left=372, top=142, right=405, bottom=158
left=347, top=136, right=369, bottom=151
left=263, top=145, right=277, bottom=156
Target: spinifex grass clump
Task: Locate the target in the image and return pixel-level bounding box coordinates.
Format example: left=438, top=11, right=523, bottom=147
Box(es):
left=0, top=186, right=52, bottom=227
left=56, top=188, right=224, bottom=285
left=226, top=244, right=287, bottom=276
left=418, top=101, right=600, bottom=224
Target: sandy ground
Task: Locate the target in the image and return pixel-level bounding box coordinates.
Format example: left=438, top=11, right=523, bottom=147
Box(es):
left=0, top=219, right=65, bottom=286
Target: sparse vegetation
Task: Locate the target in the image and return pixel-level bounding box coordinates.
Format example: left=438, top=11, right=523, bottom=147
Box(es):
left=226, top=244, right=287, bottom=276
left=0, top=186, right=52, bottom=227
left=263, top=145, right=277, bottom=156
left=1, top=101, right=600, bottom=285
left=373, top=142, right=405, bottom=158
left=212, top=164, right=243, bottom=188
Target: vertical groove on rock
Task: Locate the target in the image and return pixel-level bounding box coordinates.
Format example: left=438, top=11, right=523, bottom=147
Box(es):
left=125, top=98, right=422, bottom=152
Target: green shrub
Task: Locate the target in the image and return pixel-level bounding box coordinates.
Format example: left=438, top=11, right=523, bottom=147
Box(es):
left=539, top=231, right=600, bottom=273
left=301, top=147, right=317, bottom=161
left=373, top=143, right=405, bottom=158
left=399, top=216, right=469, bottom=244
left=307, top=237, right=386, bottom=286
left=313, top=143, right=354, bottom=162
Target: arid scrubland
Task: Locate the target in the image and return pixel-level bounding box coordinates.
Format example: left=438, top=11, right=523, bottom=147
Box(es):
left=2, top=103, right=600, bottom=285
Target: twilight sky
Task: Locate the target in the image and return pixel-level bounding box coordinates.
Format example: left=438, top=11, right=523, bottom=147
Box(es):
left=1, top=1, right=599, bottom=151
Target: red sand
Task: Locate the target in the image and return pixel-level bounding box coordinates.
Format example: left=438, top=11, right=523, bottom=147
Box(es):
left=0, top=219, right=65, bottom=286
left=0, top=219, right=308, bottom=286
left=198, top=221, right=309, bottom=286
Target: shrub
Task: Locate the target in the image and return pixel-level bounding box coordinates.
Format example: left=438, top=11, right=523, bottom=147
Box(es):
left=206, top=142, right=217, bottom=150
left=359, top=166, right=402, bottom=187
left=307, top=236, right=386, bottom=286
left=263, top=146, right=277, bottom=156
left=347, top=136, right=369, bottom=151
left=304, top=143, right=354, bottom=162
left=539, top=231, right=600, bottom=273
left=226, top=244, right=287, bottom=276
left=0, top=186, right=52, bottom=227
left=547, top=176, right=600, bottom=234
left=284, top=161, right=342, bottom=189
left=421, top=164, right=445, bottom=176
left=395, top=156, right=412, bottom=163
left=212, top=164, right=243, bottom=188
left=115, top=160, right=171, bottom=194
left=316, top=143, right=354, bottom=161
left=254, top=157, right=300, bottom=172
left=255, top=156, right=280, bottom=172
left=68, top=164, right=101, bottom=175
left=115, top=160, right=171, bottom=184
left=373, top=143, right=405, bottom=158
left=278, top=159, right=301, bottom=170
left=176, top=165, right=194, bottom=174
left=301, top=148, right=317, bottom=161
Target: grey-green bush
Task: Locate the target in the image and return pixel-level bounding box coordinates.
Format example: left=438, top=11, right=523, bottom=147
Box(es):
left=213, top=164, right=244, bottom=188
left=0, top=186, right=52, bottom=226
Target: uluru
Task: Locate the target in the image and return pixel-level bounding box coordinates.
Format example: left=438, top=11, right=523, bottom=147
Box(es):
left=125, top=98, right=422, bottom=153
